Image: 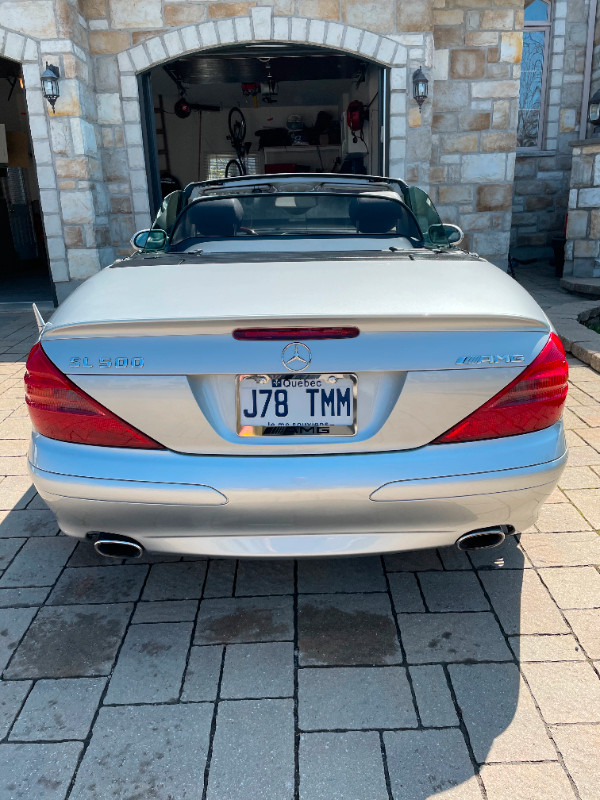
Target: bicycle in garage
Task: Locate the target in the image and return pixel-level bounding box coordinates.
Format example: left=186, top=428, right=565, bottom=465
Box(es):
left=225, top=107, right=251, bottom=177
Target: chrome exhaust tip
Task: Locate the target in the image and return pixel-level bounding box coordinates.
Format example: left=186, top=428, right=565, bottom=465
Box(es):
left=94, top=536, right=144, bottom=559
left=456, top=527, right=507, bottom=552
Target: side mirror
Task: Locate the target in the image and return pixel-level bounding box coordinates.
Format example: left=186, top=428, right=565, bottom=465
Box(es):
left=428, top=223, right=464, bottom=246
left=130, top=229, right=167, bottom=251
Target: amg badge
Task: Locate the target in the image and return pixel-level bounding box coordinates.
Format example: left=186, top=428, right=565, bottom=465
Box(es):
left=456, top=355, right=525, bottom=365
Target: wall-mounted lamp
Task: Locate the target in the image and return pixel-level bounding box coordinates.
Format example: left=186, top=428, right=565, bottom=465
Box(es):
left=41, top=62, right=60, bottom=114
left=589, top=89, right=600, bottom=138
left=412, top=67, right=429, bottom=113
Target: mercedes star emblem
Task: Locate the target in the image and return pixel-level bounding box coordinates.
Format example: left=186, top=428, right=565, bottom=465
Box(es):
left=282, top=342, right=311, bottom=372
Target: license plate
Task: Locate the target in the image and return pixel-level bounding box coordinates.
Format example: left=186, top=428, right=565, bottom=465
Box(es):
left=237, top=374, right=357, bottom=436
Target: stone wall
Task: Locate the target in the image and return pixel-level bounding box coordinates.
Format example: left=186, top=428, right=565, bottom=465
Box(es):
left=511, top=0, right=592, bottom=251
left=593, top=0, right=600, bottom=96
left=424, top=0, right=522, bottom=266
left=564, top=140, right=600, bottom=277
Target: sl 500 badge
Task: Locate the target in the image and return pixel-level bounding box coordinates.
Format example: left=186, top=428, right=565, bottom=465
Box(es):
left=69, top=357, right=144, bottom=368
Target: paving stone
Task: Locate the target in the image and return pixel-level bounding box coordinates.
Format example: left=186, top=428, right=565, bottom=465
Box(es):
left=551, top=724, right=600, bottom=800
left=235, top=560, right=294, bottom=596
left=195, top=596, right=294, bottom=645
left=181, top=645, right=223, bottom=702
left=0, top=742, right=82, bottom=800
left=203, top=559, right=235, bottom=597
left=542, top=486, right=568, bottom=503
left=409, top=664, right=458, bottom=727
left=558, top=466, right=600, bottom=490
left=0, top=587, right=49, bottom=607
left=535, top=502, right=591, bottom=532
left=480, top=569, right=568, bottom=635
left=449, top=663, right=555, bottom=763
left=0, top=478, right=36, bottom=511
left=399, top=612, right=512, bottom=664
left=0, top=607, right=37, bottom=671
left=469, top=536, right=530, bottom=570
left=563, top=444, right=600, bottom=466
left=206, top=699, right=294, bottom=800
left=221, top=642, right=294, bottom=699
left=0, top=538, right=76, bottom=588
left=383, top=549, right=443, bottom=572
left=564, top=609, right=600, bottom=659
left=384, top=729, right=483, bottom=800
left=10, top=678, right=105, bottom=741
left=437, top=546, right=472, bottom=570
left=521, top=662, right=600, bottom=723
left=299, top=666, right=417, bottom=730
left=570, top=406, right=600, bottom=427
left=419, top=571, right=489, bottom=612
left=299, top=731, right=388, bottom=800
left=0, top=681, right=31, bottom=739
left=105, top=621, right=193, bottom=704
left=132, top=599, right=198, bottom=623
left=509, top=634, right=586, bottom=662
left=539, top=566, right=600, bottom=609
left=564, top=489, right=600, bottom=528
left=387, top=572, right=425, bottom=612
left=47, top=565, right=148, bottom=605
left=298, top=556, right=386, bottom=593
left=70, top=704, right=213, bottom=800
left=298, top=593, right=401, bottom=666
left=0, top=539, right=24, bottom=571
left=4, top=603, right=133, bottom=679
left=141, top=561, right=207, bottom=600
left=520, top=532, right=600, bottom=567
left=25, top=493, right=49, bottom=511
left=480, top=763, right=577, bottom=800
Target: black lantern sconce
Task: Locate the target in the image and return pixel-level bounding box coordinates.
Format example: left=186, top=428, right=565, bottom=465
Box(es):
left=589, top=90, right=600, bottom=138
left=412, top=67, right=429, bottom=113
left=41, top=62, right=60, bottom=114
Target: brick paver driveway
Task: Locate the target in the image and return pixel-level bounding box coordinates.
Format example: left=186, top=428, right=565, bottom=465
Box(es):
left=1, top=310, right=599, bottom=800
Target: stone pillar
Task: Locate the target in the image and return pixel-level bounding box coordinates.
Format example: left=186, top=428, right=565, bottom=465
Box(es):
left=564, top=139, right=600, bottom=278
left=427, top=0, right=523, bottom=268
left=19, top=0, right=115, bottom=299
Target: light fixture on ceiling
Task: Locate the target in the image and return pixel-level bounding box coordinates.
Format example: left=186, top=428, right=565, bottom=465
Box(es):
left=259, top=57, right=278, bottom=103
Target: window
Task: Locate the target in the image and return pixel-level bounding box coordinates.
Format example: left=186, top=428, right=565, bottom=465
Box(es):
left=203, top=154, right=260, bottom=181
left=518, top=0, right=551, bottom=148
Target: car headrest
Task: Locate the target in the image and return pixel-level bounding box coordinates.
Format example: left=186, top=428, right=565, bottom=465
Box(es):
left=349, top=196, right=403, bottom=234
left=187, top=198, right=244, bottom=237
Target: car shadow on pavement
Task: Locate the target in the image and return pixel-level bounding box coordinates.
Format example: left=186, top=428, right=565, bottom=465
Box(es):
left=0, top=496, right=533, bottom=800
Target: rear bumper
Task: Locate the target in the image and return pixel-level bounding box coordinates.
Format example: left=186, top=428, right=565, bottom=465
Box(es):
left=29, top=425, right=567, bottom=557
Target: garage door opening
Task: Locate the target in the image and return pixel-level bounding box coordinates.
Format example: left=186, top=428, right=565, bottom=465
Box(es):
left=140, top=44, right=387, bottom=214
left=0, top=56, right=54, bottom=305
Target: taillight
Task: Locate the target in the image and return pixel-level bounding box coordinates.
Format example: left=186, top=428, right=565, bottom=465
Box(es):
left=233, top=327, right=359, bottom=340
left=24, top=343, right=164, bottom=449
left=434, top=333, right=568, bottom=444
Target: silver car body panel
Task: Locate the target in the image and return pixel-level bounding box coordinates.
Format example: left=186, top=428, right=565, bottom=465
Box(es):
left=30, top=424, right=566, bottom=557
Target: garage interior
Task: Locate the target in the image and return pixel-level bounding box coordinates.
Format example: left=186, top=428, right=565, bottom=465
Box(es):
left=143, top=45, right=385, bottom=210
left=0, top=57, right=53, bottom=305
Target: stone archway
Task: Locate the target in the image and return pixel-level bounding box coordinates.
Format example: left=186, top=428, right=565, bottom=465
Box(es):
left=0, top=31, right=66, bottom=289
left=113, top=8, right=421, bottom=234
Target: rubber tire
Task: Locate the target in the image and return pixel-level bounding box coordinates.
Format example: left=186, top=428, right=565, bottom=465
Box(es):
left=228, top=107, right=247, bottom=147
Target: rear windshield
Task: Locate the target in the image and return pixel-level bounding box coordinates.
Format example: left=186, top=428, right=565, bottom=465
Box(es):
left=168, top=193, right=424, bottom=249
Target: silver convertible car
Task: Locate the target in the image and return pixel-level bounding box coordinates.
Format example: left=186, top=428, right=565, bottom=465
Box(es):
left=25, top=174, right=568, bottom=559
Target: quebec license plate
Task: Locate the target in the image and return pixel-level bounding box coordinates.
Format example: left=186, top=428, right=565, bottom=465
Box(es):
left=237, top=374, right=357, bottom=436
